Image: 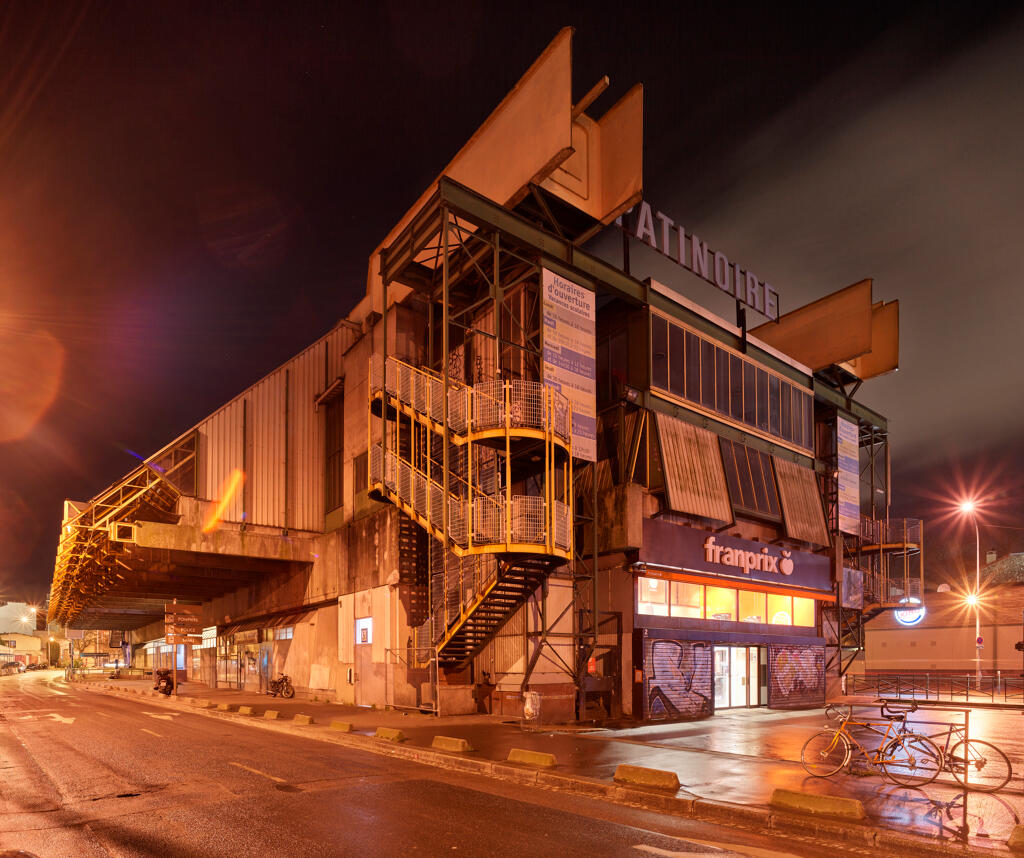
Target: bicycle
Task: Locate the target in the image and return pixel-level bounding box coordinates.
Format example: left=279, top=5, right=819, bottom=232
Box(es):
left=898, top=719, right=1012, bottom=793
left=801, top=702, right=944, bottom=786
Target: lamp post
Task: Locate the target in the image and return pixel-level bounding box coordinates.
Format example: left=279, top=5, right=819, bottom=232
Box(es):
left=959, top=500, right=982, bottom=685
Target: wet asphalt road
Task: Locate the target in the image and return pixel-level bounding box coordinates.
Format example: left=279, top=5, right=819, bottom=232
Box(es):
left=0, top=672, right=896, bottom=858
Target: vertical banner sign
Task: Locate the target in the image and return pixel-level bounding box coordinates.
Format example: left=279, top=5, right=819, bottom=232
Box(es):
left=836, top=417, right=860, bottom=535
left=542, top=268, right=596, bottom=461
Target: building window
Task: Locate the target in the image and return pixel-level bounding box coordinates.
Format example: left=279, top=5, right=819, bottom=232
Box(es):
left=638, top=577, right=669, bottom=616
left=273, top=626, right=293, bottom=640
left=650, top=313, right=813, bottom=452
left=324, top=395, right=344, bottom=512
left=705, top=586, right=736, bottom=621
left=720, top=438, right=781, bottom=519
left=353, top=451, right=368, bottom=496
left=637, top=577, right=818, bottom=628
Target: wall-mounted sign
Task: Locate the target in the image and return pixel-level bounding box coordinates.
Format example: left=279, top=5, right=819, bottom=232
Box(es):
left=617, top=201, right=780, bottom=321
left=836, top=417, right=860, bottom=535
left=638, top=519, right=832, bottom=593
left=542, top=268, right=596, bottom=461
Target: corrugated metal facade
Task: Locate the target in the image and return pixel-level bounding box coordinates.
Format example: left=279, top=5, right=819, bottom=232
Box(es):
left=773, top=457, right=830, bottom=547
left=654, top=412, right=733, bottom=523
left=186, top=325, right=355, bottom=531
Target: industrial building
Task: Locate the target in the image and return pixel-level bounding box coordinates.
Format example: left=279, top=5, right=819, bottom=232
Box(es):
left=47, top=30, right=921, bottom=722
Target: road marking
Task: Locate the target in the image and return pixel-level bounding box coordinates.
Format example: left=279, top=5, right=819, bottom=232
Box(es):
left=45, top=713, right=75, bottom=725
left=141, top=728, right=162, bottom=738
left=634, top=842, right=799, bottom=857
left=229, top=762, right=286, bottom=783
left=95, top=712, right=111, bottom=717
left=142, top=711, right=180, bottom=721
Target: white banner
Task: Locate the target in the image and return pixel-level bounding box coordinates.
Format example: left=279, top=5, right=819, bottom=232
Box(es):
left=542, top=268, right=596, bottom=461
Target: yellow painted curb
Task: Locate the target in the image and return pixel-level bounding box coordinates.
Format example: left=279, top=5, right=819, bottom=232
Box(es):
left=375, top=727, right=406, bottom=743
left=770, top=788, right=866, bottom=820
left=264, top=709, right=280, bottom=719
left=216, top=703, right=235, bottom=711
left=293, top=713, right=314, bottom=725
left=329, top=720, right=353, bottom=732
left=432, top=736, right=474, bottom=753
left=507, top=748, right=556, bottom=768
left=238, top=706, right=255, bottom=715
left=613, top=763, right=679, bottom=791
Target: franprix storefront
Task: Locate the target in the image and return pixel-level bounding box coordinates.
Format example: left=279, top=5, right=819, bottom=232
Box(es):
left=633, top=519, right=834, bottom=721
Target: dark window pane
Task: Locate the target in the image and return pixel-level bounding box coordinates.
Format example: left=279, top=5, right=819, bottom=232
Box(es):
left=719, top=439, right=742, bottom=507
left=715, top=349, right=729, bottom=414
left=669, top=323, right=685, bottom=396
left=325, top=396, right=345, bottom=512
left=729, top=355, right=743, bottom=420
left=761, top=454, right=781, bottom=516
left=756, top=369, right=769, bottom=432
left=747, top=446, right=769, bottom=511
left=651, top=315, right=668, bottom=390
left=609, top=331, right=627, bottom=401
left=743, top=363, right=756, bottom=425
left=768, top=375, right=781, bottom=436
left=685, top=332, right=701, bottom=401
left=700, top=340, right=716, bottom=408
left=804, top=394, right=814, bottom=450
left=780, top=384, right=792, bottom=442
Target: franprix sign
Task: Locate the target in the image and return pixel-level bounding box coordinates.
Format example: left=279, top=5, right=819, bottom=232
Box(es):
left=639, top=519, right=831, bottom=594
left=617, top=201, right=780, bottom=321
left=542, top=268, right=596, bottom=461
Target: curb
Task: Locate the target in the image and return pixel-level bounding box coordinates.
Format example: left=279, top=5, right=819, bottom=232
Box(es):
left=83, top=684, right=1006, bottom=855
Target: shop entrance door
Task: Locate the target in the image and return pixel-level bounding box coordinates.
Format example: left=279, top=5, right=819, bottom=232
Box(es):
left=713, top=645, right=765, bottom=709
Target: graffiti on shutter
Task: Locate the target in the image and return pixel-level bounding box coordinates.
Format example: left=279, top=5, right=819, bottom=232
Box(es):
left=768, top=644, right=824, bottom=708
left=643, top=636, right=713, bottom=721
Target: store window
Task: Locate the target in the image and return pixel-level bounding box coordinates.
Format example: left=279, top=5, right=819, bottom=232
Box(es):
left=638, top=577, right=669, bottom=616
left=670, top=581, right=703, bottom=618
left=705, top=586, right=736, bottom=621
left=637, top=578, right=819, bottom=628
left=738, top=590, right=766, bottom=623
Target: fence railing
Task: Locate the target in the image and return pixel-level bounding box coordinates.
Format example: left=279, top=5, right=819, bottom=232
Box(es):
left=848, top=672, right=1024, bottom=704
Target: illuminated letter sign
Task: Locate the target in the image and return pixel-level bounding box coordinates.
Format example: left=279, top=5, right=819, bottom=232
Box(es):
left=617, top=202, right=780, bottom=321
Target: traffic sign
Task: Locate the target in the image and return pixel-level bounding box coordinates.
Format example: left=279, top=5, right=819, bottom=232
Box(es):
left=977, top=636, right=984, bottom=645
left=165, top=634, right=202, bottom=645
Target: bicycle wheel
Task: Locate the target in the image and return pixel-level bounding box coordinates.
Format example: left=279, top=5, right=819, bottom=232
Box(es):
left=801, top=730, right=851, bottom=777
left=880, top=734, right=943, bottom=786
left=948, top=740, right=1012, bottom=792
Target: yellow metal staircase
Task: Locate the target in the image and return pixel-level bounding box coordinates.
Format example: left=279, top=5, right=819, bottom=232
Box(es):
left=369, top=355, right=573, bottom=666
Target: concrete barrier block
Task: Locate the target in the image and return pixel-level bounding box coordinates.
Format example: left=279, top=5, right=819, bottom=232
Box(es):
left=770, top=788, right=866, bottom=820
left=507, top=748, right=557, bottom=768
left=613, top=763, right=679, bottom=791
left=375, top=727, right=406, bottom=743
left=216, top=703, right=235, bottom=712
left=196, top=699, right=213, bottom=709
left=1007, top=825, right=1024, bottom=851
left=329, top=720, right=353, bottom=732
left=432, top=735, right=473, bottom=753
left=264, top=709, right=280, bottom=719
left=293, top=713, right=314, bottom=725
left=238, top=706, right=255, bottom=715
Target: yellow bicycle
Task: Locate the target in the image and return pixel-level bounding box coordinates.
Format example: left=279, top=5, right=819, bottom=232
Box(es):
left=801, top=703, right=943, bottom=786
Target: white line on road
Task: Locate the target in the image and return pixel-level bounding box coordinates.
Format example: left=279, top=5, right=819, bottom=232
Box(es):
left=634, top=841, right=800, bottom=857
left=140, top=728, right=162, bottom=738
left=229, top=762, right=286, bottom=783
left=95, top=712, right=111, bottom=717
left=141, top=711, right=180, bottom=721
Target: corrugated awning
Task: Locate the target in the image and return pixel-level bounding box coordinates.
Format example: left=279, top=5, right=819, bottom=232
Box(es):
left=654, top=412, right=733, bottom=524
left=773, top=457, right=830, bottom=547
left=218, top=607, right=316, bottom=637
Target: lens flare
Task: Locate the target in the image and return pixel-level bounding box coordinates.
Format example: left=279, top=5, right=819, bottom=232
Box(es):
left=202, top=468, right=245, bottom=533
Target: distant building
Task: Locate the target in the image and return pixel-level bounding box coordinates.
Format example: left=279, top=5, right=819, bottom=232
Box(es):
left=47, top=30, right=918, bottom=722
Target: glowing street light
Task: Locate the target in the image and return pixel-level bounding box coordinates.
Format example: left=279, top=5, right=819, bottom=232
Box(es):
left=958, top=499, right=982, bottom=684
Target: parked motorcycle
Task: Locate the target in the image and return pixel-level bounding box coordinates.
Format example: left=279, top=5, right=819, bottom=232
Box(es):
left=153, top=668, right=173, bottom=696
left=268, top=674, right=295, bottom=698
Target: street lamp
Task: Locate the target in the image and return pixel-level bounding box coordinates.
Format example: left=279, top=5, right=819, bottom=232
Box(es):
left=959, top=499, right=982, bottom=684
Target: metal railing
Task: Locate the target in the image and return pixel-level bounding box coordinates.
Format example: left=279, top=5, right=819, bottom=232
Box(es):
left=371, top=354, right=572, bottom=444
left=370, top=444, right=570, bottom=552
left=848, top=672, right=1024, bottom=704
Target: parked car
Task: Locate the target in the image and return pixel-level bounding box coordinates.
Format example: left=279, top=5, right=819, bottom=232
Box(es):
left=1, top=662, right=26, bottom=675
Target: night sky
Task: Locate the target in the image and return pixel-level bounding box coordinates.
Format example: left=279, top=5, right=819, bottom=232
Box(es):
left=1, top=2, right=1021, bottom=602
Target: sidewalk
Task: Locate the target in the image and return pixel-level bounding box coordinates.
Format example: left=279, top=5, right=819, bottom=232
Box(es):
left=83, top=679, right=1022, bottom=855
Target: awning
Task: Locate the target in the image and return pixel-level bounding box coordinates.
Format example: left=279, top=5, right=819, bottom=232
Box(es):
left=654, top=412, right=733, bottom=524
left=218, top=607, right=317, bottom=637
left=773, top=457, right=830, bottom=547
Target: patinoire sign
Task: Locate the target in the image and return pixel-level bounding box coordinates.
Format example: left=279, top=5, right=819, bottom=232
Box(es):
left=617, top=201, right=780, bottom=321
left=639, top=519, right=831, bottom=593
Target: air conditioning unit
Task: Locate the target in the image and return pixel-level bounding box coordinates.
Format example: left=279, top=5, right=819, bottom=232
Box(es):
left=109, top=522, right=137, bottom=543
